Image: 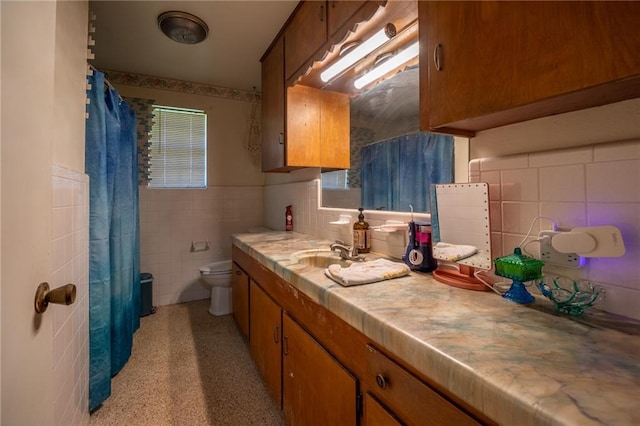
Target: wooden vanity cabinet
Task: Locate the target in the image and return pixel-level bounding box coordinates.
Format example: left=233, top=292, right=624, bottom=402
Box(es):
left=248, top=277, right=358, bottom=423
left=249, top=280, right=283, bottom=408
left=231, top=262, right=249, bottom=340
left=365, top=344, right=480, bottom=426
left=419, top=1, right=640, bottom=136
left=232, top=245, right=492, bottom=425
left=363, top=393, right=402, bottom=426
left=282, top=313, right=358, bottom=425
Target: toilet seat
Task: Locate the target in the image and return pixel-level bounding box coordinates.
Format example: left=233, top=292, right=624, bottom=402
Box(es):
left=199, top=260, right=232, bottom=275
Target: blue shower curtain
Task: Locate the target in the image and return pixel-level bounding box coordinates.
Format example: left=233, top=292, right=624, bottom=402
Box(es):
left=360, top=132, right=454, bottom=212
left=86, top=70, right=140, bottom=411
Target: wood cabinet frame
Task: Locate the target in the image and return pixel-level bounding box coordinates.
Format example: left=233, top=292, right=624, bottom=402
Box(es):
left=232, top=245, right=495, bottom=425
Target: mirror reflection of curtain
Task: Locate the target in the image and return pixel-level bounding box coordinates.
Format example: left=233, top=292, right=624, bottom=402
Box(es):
left=360, top=132, right=453, bottom=212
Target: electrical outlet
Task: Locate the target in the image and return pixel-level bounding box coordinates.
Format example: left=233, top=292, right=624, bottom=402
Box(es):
left=539, top=231, right=585, bottom=268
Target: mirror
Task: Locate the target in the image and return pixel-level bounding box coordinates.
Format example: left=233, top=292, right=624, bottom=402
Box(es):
left=430, top=183, right=492, bottom=291
left=321, top=66, right=460, bottom=213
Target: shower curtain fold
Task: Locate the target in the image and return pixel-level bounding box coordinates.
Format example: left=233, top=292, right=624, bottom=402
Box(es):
left=86, top=70, right=140, bottom=411
left=360, top=132, right=454, bottom=212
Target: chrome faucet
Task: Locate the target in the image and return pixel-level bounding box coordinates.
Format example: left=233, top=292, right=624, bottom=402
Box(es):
left=330, top=241, right=360, bottom=260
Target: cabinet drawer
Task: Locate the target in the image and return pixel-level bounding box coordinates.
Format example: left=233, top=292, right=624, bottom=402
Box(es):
left=366, top=344, right=479, bottom=426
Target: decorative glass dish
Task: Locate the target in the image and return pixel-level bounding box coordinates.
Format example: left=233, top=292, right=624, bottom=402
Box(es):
left=494, top=247, right=545, bottom=304
left=536, top=276, right=605, bottom=316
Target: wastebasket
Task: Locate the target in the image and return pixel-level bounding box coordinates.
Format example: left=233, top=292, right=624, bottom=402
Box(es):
left=140, top=272, right=155, bottom=317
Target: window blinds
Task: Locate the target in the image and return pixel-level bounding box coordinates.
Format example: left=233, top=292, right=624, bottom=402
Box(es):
left=149, top=106, right=207, bottom=188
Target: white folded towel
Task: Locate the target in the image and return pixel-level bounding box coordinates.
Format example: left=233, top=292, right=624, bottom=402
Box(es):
left=325, top=258, right=411, bottom=287
left=432, top=242, right=478, bottom=262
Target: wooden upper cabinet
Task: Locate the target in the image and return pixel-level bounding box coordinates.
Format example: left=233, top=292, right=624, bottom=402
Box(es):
left=327, top=0, right=369, bottom=37
left=284, top=1, right=328, bottom=82
left=286, top=85, right=350, bottom=169
left=420, top=1, right=640, bottom=136
left=320, top=89, right=350, bottom=169
left=261, top=36, right=285, bottom=172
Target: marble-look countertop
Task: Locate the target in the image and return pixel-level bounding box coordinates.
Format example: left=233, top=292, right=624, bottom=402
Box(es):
left=232, top=231, right=640, bottom=426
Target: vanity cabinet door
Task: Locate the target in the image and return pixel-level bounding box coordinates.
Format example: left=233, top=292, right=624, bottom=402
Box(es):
left=231, top=262, right=249, bottom=340
left=284, top=1, right=328, bottom=82
left=363, top=393, right=402, bottom=426
left=282, top=313, right=357, bottom=425
left=366, top=344, right=479, bottom=426
left=419, top=1, right=640, bottom=136
left=249, top=280, right=283, bottom=408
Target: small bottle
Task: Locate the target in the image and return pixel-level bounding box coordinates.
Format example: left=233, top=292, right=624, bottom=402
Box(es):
left=353, top=207, right=371, bottom=253
left=285, top=205, right=293, bottom=231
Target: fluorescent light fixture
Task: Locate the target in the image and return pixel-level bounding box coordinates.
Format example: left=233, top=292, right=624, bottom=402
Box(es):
left=354, top=41, right=419, bottom=89
left=320, top=24, right=396, bottom=83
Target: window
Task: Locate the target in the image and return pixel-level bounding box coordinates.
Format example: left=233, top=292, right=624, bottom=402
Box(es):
left=149, top=105, right=207, bottom=188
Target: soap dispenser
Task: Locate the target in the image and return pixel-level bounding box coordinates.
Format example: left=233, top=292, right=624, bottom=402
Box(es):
left=353, top=208, right=371, bottom=253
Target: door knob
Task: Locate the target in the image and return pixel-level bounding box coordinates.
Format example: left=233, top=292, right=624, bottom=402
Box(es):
left=34, top=282, right=76, bottom=314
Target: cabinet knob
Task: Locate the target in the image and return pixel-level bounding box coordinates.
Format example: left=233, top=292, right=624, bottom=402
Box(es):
left=375, top=373, right=387, bottom=390
left=434, top=43, right=443, bottom=71
left=235, top=270, right=242, bottom=275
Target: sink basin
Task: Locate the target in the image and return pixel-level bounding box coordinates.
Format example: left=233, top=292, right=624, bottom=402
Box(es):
left=290, top=249, right=355, bottom=268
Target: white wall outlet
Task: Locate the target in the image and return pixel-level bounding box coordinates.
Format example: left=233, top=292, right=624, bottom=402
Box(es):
left=539, top=231, right=585, bottom=268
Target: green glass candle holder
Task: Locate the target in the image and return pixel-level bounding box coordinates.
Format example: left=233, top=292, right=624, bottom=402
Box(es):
left=494, top=247, right=545, bottom=304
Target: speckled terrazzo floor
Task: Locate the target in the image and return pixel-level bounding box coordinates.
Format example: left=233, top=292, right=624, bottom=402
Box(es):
left=89, top=300, right=286, bottom=426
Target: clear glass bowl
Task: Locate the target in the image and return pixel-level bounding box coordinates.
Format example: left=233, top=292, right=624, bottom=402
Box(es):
left=536, top=276, right=605, bottom=316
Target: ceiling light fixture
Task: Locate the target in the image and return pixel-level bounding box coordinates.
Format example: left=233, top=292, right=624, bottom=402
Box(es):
left=354, top=41, right=419, bottom=89
left=158, top=11, right=209, bottom=45
left=320, top=23, right=396, bottom=83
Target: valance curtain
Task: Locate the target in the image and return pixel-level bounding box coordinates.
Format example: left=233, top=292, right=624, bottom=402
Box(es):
left=360, top=132, right=454, bottom=212
left=85, top=70, right=141, bottom=411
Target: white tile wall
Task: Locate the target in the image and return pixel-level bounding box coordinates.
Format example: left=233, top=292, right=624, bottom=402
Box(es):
left=264, top=179, right=431, bottom=260
left=51, top=165, right=89, bottom=426
left=139, top=185, right=264, bottom=306
left=472, top=139, right=640, bottom=320
left=263, top=140, right=640, bottom=320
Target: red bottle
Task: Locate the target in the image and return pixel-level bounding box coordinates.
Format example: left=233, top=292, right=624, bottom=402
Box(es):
left=285, top=205, right=293, bottom=231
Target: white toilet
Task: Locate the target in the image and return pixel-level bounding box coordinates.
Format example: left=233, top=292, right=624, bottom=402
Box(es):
left=199, top=260, right=233, bottom=316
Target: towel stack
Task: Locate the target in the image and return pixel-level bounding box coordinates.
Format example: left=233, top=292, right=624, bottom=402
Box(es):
left=325, top=258, right=411, bottom=287
left=432, top=242, right=477, bottom=262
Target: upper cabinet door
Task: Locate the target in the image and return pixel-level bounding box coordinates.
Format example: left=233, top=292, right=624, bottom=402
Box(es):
left=284, top=1, right=328, bottom=82
left=420, top=1, right=640, bottom=136
left=261, top=37, right=286, bottom=172
left=327, top=0, right=368, bottom=36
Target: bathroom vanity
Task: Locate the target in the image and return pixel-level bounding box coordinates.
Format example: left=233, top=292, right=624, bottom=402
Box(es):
left=231, top=231, right=640, bottom=426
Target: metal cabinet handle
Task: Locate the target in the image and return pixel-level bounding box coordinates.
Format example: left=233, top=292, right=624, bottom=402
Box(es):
left=283, top=336, right=289, bottom=355
left=319, top=4, right=324, bottom=22
left=273, top=325, right=280, bottom=343
left=278, top=133, right=284, bottom=145
left=375, top=373, right=387, bottom=390
left=434, top=43, right=443, bottom=71
left=34, top=282, right=76, bottom=314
